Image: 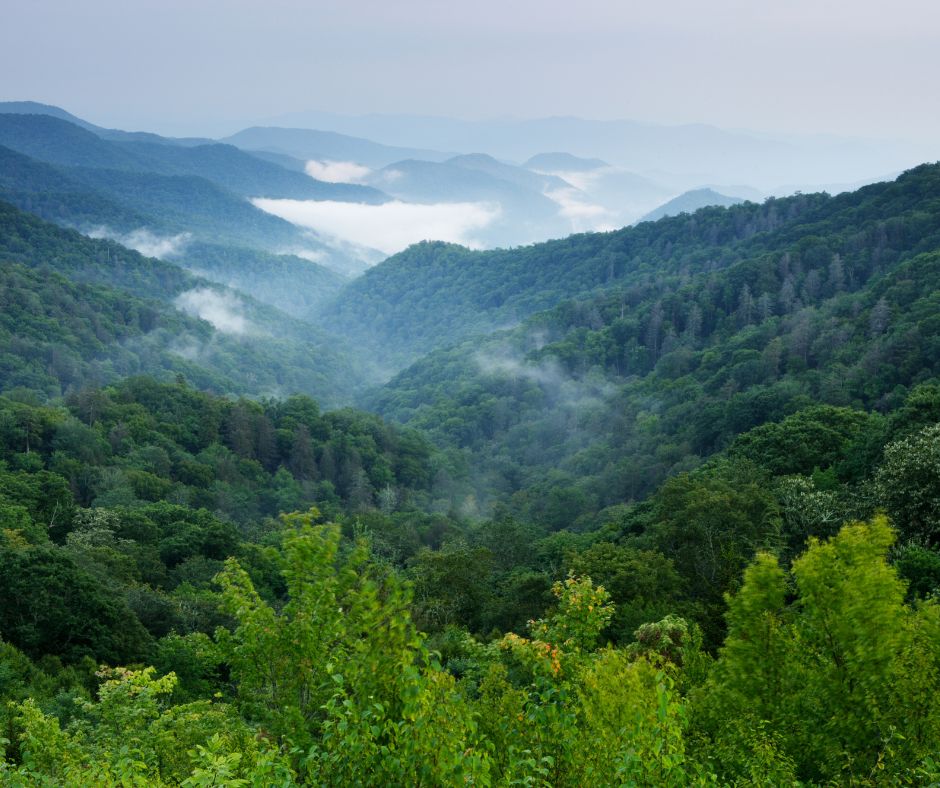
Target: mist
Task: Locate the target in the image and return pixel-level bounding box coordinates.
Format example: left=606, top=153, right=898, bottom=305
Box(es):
left=475, top=345, right=615, bottom=412
left=252, top=197, right=501, bottom=255
left=174, top=288, right=252, bottom=335
left=543, top=186, right=614, bottom=232
left=86, top=226, right=191, bottom=259
left=305, top=160, right=372, bottom=184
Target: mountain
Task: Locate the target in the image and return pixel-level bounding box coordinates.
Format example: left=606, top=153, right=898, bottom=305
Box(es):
left=0, top=113, right=388, bottom=203
left=0, top=200, right=365, bottom=404
left=66, top=166, right=320, bottom=250
left=446, top=153, right=572, bottom=194
left=363, top=157, right=571, bottom=247
left=0, top=143, right=154, bottom=229
left=366, top=163, right=940, bottom=522
left=0, top=144, right=347, bottom=270
left=524, top=155, right=673, bottom=224
left=524, top=152, right=609, bottom=171
left=639, top=188, right=745, bottom=223
left=317, top=194, right=789, bottom=370
left=323, top=162, right=940, bottom=374
left=175, top=242, right=347, bottom=320
left=221, top=126, right=453, bottom=168
left=0, top=99, right=215, bottom=145
left=0, top=100, right=99, bottom=130
left=262, top=111, right=933, bottom=191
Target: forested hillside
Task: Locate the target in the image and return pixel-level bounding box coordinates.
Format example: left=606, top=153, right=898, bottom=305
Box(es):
left=0, top=201, right=366, bottom=403
left=2, top=134, right=940, bottom=784
left=363, top=164, right=940, bottom=521
left=323, top=163, right=940, bottom=370
left=2, top=378, right=940, bottom=783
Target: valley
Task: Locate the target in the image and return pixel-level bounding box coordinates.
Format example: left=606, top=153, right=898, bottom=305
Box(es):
left=0, top=93, right=939, bottom=785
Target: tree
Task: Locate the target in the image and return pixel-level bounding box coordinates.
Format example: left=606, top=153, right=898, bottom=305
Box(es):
left=870, top=296, right=891, bottom=337
left=693, top=517, right=940, bottom=784
left=874, top=423, right=940, bottom=545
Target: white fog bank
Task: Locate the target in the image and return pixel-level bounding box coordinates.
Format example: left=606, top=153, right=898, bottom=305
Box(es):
left=252, top=198, right=501, bottom=255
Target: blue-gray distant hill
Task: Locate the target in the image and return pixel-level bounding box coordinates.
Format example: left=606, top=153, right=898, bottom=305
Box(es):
left=268, top=111, right=931, bottom=191
left=0, top=113, right=387, bottom=203
left=524, top=152, right=609, bottom=171
left=523, top=153, right=672, bottom=222
left=639, top=188, right=745, bottom=223
left=365, top=156, right=575, bottom=247
left=222, top=126, right=452, bottom=169
left=0, top=100, right=214, bottom=145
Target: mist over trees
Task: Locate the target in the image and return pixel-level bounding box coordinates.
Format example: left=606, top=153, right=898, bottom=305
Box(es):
left=1, top=99, right=940, bottom=784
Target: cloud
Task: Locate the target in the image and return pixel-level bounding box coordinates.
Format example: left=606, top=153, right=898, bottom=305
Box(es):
left=305, top=160, right=372, bottom=184
left=86, top=226, right=191, bottom=259
left=528, top=166, right=608, bottom=194
left=474, top=345, right=615, bottom=409
left=544, top=186, right=615, bottom=232
left=287, top=247, right=327, bottom=263
left=174, top=288, right=251, bottom=335
left=252, top=198, right=501, bottom=255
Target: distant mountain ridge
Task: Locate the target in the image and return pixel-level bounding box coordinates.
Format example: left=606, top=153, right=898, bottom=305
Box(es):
left=525, top=152, right=609, bottom=171
left=260, top=110, right=932, bottom=190
left=639, top=188, right=744, bottom=223
left=0, top=113, right=388, bottom=203
left=221, top=126, right=453, bottom=168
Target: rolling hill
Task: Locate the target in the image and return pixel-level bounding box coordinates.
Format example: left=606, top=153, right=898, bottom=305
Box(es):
left=364, top=163, right=940, bottom=521
left=0, top=113, right=388, bottom=203
left=320, top=164, right=940, bottom=374
left=639, top=188, right=745, bottom=223
left=0, top=200, right=366, bottom=404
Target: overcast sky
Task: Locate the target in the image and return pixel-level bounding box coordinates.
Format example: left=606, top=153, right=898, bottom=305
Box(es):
left=2, top=0, right=938, bottom=141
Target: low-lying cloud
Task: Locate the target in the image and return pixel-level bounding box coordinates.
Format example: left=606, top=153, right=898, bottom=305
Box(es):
left=529, top=166, right=608, bottom=194
left=286, top=247, right=327, bottom=263
left=253, top=198, right=501, bottom=255
left=475, top=346, right=616, bottom=410
left=305, top=160, right=371, bottom=184
left=175, top=288, right=251, bottom=335
left=86, top=226, right=191, bottom=259
left=544, top=187, right=615, bottom=233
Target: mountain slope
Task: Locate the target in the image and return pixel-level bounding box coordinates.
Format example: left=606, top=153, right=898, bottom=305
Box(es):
left=0, top=113, right=387, bottom=203
left=0, top=144, right=336, bottom=260
left=322, top=164, right=940, bottom=373
left=0, top=201, right=365, bottom=404
left=366, top=165, right=940, bottom=521
left=524, top=152, right=610, bottom=171
left=640, top=188, right=744, bottom=223
left=222, top=126, right=453, bottom=168
left=176, top=242, right=347, bottom=320
left=0, top=99, right=214, bottom=145
left=446, top=153, right=573, bottom=194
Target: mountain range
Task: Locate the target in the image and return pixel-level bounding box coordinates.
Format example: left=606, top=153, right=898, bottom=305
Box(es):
left=2, top=102, right=793, bottom=258
left=4, top=99, right=940, bottom=785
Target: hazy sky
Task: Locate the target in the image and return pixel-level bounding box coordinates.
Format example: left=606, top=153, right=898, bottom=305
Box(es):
left=3, top=0, right=939, bottom=140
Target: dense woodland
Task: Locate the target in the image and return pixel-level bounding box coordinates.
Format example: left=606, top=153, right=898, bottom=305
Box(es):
left=1, top=108, right=940, bottom=784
